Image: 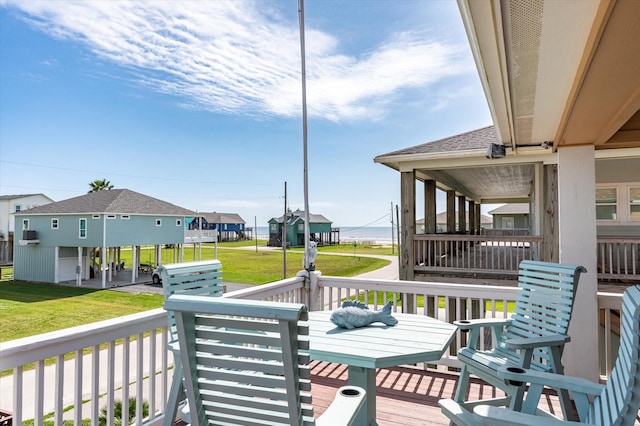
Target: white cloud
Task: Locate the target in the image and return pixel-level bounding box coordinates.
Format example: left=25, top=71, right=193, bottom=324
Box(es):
left=5, top=0, right=469, bottom=121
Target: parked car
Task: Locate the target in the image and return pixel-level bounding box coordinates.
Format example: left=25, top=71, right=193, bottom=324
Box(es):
left=152, top=268, right=161, bottom=285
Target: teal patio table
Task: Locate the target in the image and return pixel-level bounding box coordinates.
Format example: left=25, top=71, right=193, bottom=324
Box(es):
left=308, top=310, right=457, bottom=426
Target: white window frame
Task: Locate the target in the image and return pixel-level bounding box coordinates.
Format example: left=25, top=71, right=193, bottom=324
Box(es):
left=156, top=219, right=162, bottom=227
left=51, top=218, right=59, bottom=229
left=79, top=218, right=87, bottom=239
left=595, top=186, right=618, bottom=221
left=106, top=215, right=116, bottom=220
left=92, top=215, right=100, bottom=219
left=629, top=185, right=640, bottom=222
left=22, top=219, right=29, bottom=230
left=15, top=205, right=21, bottom=212
left=121, top=215, right=130, bottom=220
left=176, top=219, right=182, bottom=226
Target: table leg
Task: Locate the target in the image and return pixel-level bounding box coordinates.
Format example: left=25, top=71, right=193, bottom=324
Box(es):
left=347, top=365, right=377, bottom=426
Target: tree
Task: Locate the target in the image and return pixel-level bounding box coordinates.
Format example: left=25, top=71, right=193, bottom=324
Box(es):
left=88, top=179, right=114, bottom=193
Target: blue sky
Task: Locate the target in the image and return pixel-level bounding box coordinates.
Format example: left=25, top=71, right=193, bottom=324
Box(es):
left=0, top=0, right=492, bottom=227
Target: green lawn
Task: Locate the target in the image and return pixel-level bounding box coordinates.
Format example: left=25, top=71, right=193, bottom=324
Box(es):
left=0, top=282, right=164, bottom=342
left=0, top=246, right=389, bottom=342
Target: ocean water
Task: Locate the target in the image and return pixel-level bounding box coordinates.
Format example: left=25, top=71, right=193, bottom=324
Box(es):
left=254, top=226, right=395, bottom=244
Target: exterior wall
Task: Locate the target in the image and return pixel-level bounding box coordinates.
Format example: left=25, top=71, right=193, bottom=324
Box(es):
left=13, top=245, right=57, bottom=282
left=104, top=215, right=185, bottom=246
left=0, top=194, right=53, bottom=239
left=14, top=213, right=186, bottom=247
left=492, top=213, right=529, bottom=229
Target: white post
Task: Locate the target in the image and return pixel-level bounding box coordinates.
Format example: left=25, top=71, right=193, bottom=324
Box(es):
left=557, top=146, right=598, bottom=381
left=54, top=246, right=60, bottom=284
left=131, top=245, right=137, bottom=284
left=77, top=246, right=82, bottom=286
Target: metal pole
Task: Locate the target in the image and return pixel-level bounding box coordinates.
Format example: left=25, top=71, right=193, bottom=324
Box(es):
left=298, top=0, right=311, bottom=270
left=255, top=216, right=258, bottom=253
left=283, top=181, right=287, bottom=279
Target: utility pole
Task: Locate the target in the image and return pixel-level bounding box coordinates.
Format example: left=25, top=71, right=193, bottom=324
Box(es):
left=390, top=201, right=395, bottom=254
left=282, top=181, right=287, bottom=279
left=254, top=216, right=258, bottom=253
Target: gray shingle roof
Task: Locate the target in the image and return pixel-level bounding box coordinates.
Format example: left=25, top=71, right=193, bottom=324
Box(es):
left=0, top=194, right=47, bottom=201
left=376, top=126, right=499, bottom=158
left=488, top=203, right=529, bottom=215
left=271, top=209, right=332, bottom=224
left=201, top=212, right=246, bottom=224
left=16, top=189, right=196, bottom=216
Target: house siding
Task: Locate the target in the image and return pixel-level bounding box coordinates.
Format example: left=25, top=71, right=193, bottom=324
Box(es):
left=13, top=245, right=56, bottom=282
left=104, top=215, right=184, bottom=246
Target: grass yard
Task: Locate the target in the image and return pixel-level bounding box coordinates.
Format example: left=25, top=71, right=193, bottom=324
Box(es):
left=0, top=247, right=389, bottom=342
left=0, top=282, right=164, bottom=342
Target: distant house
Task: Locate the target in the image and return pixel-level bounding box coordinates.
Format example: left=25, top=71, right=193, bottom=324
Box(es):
left=268, top=209, right=334, bottom=247
left=190, top=212, right=247, bottom=241
left=13, top=189, right=196, bottom=287
left=0, top=193, right=54, bottom=263
left=489, top=203, right=529, bottom=230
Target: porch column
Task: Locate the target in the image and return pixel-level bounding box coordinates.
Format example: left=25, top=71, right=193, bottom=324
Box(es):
left=468, top=201, right=476, bottom=235
left=131, top=245, right=137, bottom=284
left=457, top=195, right=466, bottom=233
left=475, top=204, right=481, bottom=234
left=543, top=164, right=559, bottom=262
left=400, top=171, right=415, bottom=281
left=424, top=180, right=436, bottom=234
left=101, top=244, right=107, bottom=288
left=77, top=246, right=82, bottom=286
left=557, top=146, right=598, bottom=381
left=446, top=190, right=455, bottom=233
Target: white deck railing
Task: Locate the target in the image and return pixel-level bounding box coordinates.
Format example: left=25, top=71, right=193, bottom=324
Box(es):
left=0, top=275, right=624, bottom=424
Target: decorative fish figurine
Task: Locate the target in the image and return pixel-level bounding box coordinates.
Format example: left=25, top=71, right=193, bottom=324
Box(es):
left=330, top=300, right=398, bottom=329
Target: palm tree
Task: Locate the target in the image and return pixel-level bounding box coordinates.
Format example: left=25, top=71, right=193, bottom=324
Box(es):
left=88, top=179, right=114, bottom=193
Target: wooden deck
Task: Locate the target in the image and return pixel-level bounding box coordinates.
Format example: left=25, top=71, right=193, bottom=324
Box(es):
left=171, top=360, right=640, bottom=424
left=310, top=361, right=565, bottom=425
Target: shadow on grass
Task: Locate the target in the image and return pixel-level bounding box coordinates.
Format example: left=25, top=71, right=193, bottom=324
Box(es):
left=0, top=281, right=99, bottom=303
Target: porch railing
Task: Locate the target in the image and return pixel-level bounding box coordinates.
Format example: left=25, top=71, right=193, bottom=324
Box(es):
left=413, top=234, right=640, bottom=283
left=414, top=234, right=543, bottom=277
left=0, top=274, right=624, bottom=424
left=597, top=237, right=640, bottom=282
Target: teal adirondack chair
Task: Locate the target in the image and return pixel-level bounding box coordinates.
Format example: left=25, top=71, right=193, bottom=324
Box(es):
left=159, top=260, right=225, bottom=426
left=164, top=295, right=366, bottom=426
left=440, top=285, right=640, bottom=425
left=451, top=260, right=586, bottom=419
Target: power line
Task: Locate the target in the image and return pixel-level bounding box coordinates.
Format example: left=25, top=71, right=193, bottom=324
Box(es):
left=340, top=212, right=390, bottom=232
left=0, top=160, right=279, bottom=187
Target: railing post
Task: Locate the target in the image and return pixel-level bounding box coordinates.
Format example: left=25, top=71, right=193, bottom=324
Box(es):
left=298, top=269, right=323, bottom=311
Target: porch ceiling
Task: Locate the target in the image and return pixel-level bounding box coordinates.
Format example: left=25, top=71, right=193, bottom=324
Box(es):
left=458, top=0, right=640, bottom=152
left=420, top=163, right=533, bottom=204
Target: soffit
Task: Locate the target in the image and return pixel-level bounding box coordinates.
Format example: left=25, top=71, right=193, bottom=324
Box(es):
left=459, top=0, right=640, bottom=151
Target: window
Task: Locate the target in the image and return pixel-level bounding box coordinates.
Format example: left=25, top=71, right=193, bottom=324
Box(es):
left=630, top=186, right=640, bottom=221
left=79, top=218, right=87, bottom=239
left=121, top=215, right=130, bottom=220
left=15, top=205, right=21, bottom=212
left=596, top=187, right=617, bottom=220
left=502, top=217, right=514, bottom=229
left=176, top=219, right=182, bottom=226
left=22, top=219, right=29, bottom=230
left=107, top=215, right=116, bottom=220
left=156, top=219, right=162, bottom=227
left=51, top=218, right=59, bottom=229
left=93, top=215, right=100, bottom=219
